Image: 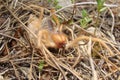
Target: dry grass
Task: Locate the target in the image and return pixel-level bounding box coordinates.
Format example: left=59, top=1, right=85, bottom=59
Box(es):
left=0, top=0, right=120, bottom=80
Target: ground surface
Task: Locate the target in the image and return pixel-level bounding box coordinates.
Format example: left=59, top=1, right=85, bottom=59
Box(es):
left=0, top=0, right=120, bottom=80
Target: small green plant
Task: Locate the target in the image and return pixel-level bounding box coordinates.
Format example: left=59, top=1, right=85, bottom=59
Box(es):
left=47, top=0, right=62, bottom=9
left=96, top=0, right=107, bottom=27
left=96, top=0, right=107, bottom=13
left=71, top=0, right=75, bottom=3
left=80, top=9, right=92, bottom=28
left=38, top=60, right=44, bottom=71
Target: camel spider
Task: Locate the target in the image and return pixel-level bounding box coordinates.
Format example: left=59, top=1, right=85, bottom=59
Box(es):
left=28, top=7, right=114, bottom=56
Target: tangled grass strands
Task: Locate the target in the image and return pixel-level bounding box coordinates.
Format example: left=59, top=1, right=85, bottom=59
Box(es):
left=1, top=1, right=37, bottom=39
left=0, top=33, right=26, bottom=49
left=43, top=45, right=83, bottom=80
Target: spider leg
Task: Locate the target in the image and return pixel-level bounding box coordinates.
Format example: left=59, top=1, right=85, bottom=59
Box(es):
left=66, top=36, right=114, bottom=56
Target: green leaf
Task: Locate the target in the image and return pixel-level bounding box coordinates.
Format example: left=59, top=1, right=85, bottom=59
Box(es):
left=82, top=9, right=87, bottom=17
left=85, top=17, right=92, bottom=23
left=80, top=19, right=87, bottom=28
left=55, top=5, right=62, bottom=9
left=48, top=0, right=52, bottom=3
left=96, top=0, right=105, bottom=11
left=38, top=60, right=44, bottom=71
left=54, top=0, right=58, bottom=5
left=80, top=9, right=92, bottom=28
left=71, top=0, right=75, bottom=3
left=96, top=0, right=105, bottom=6
left=100, top=7, right=107, bottom=12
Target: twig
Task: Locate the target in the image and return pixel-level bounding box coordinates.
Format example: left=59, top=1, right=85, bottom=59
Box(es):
left=87, top=37, right=98, bottom=80
left=107, top=7, right=115, bottom=34
left=28, top=50, right=34, bottom=80
left=72, top=47, right=81, bottom=68
left=10, top=60, right=20, bottom=80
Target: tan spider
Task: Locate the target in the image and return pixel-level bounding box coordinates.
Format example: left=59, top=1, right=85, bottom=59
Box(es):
left=28, top=7, right=115, bottom=56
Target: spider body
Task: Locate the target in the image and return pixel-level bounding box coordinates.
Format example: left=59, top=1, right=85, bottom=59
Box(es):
left=51, top=32, right=67, bottom=48
left=36, top=29, right=67, bottom=48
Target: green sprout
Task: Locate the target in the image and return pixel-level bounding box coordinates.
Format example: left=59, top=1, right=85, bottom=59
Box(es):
left=96, top=0, right=107, bottom=27
left=38, top=60, right=44, bottom=71
left=96, top=0, right=107, bottom=13
left=80, top=9, right=92, bottom=28
left=71, top=0, right=75, bottom=3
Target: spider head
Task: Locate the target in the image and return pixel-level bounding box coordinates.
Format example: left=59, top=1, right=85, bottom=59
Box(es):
left=51, top=32, right=67, bottom=48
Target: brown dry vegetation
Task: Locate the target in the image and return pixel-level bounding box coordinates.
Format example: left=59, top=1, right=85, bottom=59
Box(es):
left=0, top=0, right=120, bottom=80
